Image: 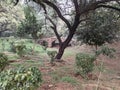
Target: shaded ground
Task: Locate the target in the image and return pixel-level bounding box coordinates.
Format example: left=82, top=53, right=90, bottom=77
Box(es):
left=4, top=41, right=120, bottom=90
left=37, top=42, right=120, bottom=90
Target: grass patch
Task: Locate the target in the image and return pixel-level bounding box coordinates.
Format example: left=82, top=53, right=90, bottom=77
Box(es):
left=49, top=71, right=62, bottom=82
left=61, top=76, right=78, bottom=85
left=8, top=54, right=19, bottom=60
left=24, top=60, right=35, bottom=63
left=0, top=38, right=46, bottom=54
left=10, top=61, right=43, bottom=68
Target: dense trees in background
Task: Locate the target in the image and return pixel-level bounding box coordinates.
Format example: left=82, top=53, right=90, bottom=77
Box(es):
left=14, top=0, right=120, bottom=60
left=0, top=20, right=16, bottom=37
left=0, top=0, right=24, bottom=37
left=76, top=9, right=120, bottom=49
left=17, top=7, right=43, bottom=40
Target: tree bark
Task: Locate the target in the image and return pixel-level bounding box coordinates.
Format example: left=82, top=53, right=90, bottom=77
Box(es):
left=55, top=30, right=75, bottom=60
left=55, top=43, right=65, bottom=60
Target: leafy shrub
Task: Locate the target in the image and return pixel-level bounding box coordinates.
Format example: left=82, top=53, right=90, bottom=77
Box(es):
left=25, top=46, right=33, bottom=55
left=0, top=53, right=8, bottom=72
left=95, top=46, right=116, bottom=58
left=0, top=67, right=42, bottom=90
left=26, top=39, right=33, bottom=43
left=75, top=53, right=96, bottom=78
left=9, top=41, right=16, bottom=53
left=47, top=51, right=57, bottom=64
left=41, top=40, right=48, bottom=51
left=9, top=41, right=26, bottom=57
left=76, top=9, right=119, bottom=50
left=15, top=43, right=26, bottom=57
left=1, top=38, right=5, bottom=51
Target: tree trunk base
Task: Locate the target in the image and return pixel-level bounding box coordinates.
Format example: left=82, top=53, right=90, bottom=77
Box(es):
left=55, top=59, right=64, bottom=62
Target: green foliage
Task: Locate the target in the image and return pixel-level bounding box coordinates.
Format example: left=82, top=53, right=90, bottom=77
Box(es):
left=61, top=76, right=78, bottom=85
left=0, top=38, right=5, bottom=51
left=0, top=67, right=42, bottom=90
left=95, top=46, right=116, bottom=58
left=9, top=41, right=26, bottom=57
left=41, top=40, right=48, bottom=51
left=77, top=9, right=119, bottom=48
left=75, top=53, right=96, bottom=78
left=9, top=41, right=16, bottom=52
left=15, top=43, right=26, bottom=57
left=0, top=53, right=8, bottom=72
left=17, top=6, right=43, bottom=39
left=47, top=51, right=57, bottom=64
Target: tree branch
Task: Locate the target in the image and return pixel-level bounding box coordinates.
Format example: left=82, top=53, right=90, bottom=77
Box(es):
left=0, top=6, right=7, bottom=13
left=79, top=0, right=120, bottom=15
left=96, top=4, right=120, bottom=11
left=42, top=0, right=72, bottom=30
left=46, top=15, right=62, bottom=44
left=72, top=0, right=79, bottom=14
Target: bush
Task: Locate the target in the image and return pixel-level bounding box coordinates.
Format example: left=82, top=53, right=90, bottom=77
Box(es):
left=47, top=51, right=57, bottom=64
left=75, top=53, right=96, bottom=78
left=15, top=43, right=26, bottom=57
left=76, top=9, right=119, bottom=50
left=0, top=53, right=8, bottom=72
left=95, top=46, right=116, bottom=58
left=0, top=38, right=5, bottom=51
left=0, top=67, right=42, bottom=90
left=9, top=41, right=26, bottom=57
left=41, top=40, right=48, bottom=51
left=9, top=41, right=16, bottom=53
left=26, top=39, right=33, bottom=43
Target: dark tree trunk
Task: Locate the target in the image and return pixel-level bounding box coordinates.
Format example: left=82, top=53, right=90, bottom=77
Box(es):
left=55, top=31, right=75, bottom=60
left=95, top=45, right=98, bottom=50
left=55, top=43, right=65, bottom=60
left=55, top=14, right=80, bottom=60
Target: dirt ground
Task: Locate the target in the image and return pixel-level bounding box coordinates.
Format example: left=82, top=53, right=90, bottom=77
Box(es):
left=37, top=42, right=120, bottom=90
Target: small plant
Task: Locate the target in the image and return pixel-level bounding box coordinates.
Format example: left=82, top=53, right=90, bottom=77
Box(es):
left=1, top=38, right=5, bottom=51
left=26, top=39, right=33, bottom=43
left=41, top=40, right=48, bottom=51
left=9, top=41, right=26, bottom=57
left=0, top=66, right=42, bottom=90
left=75, top=53, right=96, bottom=78
left=47, top=51, right=57, bottom=65
left=26, top=46, right=33, bottom=55
left=0, top=53, right=8, bottom=72
left=95, top=45, right=116, bottom=58
left=9, top=41, right=16, bottom=53
left=94, top=46, right=116, bottom=90
left=15, top=43, right=26, bottom=57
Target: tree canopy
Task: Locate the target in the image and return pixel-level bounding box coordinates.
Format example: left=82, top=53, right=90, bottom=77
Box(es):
left=0, top=0, right=25, bottom=37
left=77, top=8, right=120, bottom=49
left=14, top=0, right=120, bottom=60
left=17, top=6, right=43, bottom=39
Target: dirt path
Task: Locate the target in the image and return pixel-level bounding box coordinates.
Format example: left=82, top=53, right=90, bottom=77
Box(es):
left=37, top=42, right=120, bottom=90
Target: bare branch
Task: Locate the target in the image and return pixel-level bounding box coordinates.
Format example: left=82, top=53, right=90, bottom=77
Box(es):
left=72, top=0, right=79, bottom=13
left=96, top=4, right=120, bottom=11
left=46, top=15, right=62, bottom=44
left=42, top=0, right=72, bottom=30
left=79, top=0, right=120, bottom=14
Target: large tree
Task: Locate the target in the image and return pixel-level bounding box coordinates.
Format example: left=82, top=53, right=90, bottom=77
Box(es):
left=76, top=8, right=120, bottom=50
left=15, top=0, right=120, bottom=60
left=0, top=0, right=25, bottom=36
left=17, top=6, right=42, bottom=40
